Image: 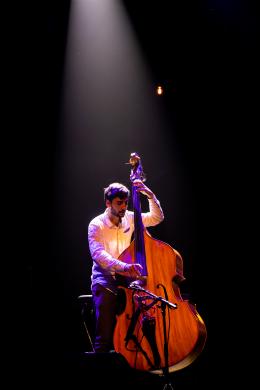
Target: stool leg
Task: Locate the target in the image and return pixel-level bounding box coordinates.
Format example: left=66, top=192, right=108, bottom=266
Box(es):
left=81, top=304, right=95, bottom=352
left=82, top=319, right=94, bottom=352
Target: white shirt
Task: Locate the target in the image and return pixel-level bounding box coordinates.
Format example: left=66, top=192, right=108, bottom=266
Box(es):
left=88, top=196, right=164, bottom=289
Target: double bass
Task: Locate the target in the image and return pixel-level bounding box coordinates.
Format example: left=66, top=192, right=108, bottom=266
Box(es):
left=113, top=153, right=207, bottom=375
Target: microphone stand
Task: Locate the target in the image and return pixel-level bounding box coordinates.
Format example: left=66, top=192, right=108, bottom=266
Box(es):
left=128, top=282, right=177, bottom=389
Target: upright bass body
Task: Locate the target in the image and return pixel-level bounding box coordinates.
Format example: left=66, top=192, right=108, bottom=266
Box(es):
left=113, top=231, right=207, bottom=374
left=113, top=152, right=207, bottom=374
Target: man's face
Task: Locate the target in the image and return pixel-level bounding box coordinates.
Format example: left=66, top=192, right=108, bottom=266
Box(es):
left=106, top=197, right=128, bottom=219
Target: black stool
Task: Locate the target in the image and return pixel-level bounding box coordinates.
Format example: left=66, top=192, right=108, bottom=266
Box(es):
left=77, top=294, right=94, bottom=352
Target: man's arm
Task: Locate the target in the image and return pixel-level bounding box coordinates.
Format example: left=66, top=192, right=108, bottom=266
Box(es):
left=88, top=222, right=142, bottom=277
left=133, top=180, right=164, bottom=226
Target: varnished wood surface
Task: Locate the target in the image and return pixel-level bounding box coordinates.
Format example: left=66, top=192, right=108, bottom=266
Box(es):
left=113, top=231, right=207, bottom=374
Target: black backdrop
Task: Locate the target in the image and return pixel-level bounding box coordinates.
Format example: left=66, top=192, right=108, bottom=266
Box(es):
left=10, top=0, right=258, bottom=388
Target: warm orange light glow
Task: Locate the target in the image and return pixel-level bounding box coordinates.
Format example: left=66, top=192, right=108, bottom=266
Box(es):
left=156, top=85, right=163, bottom=95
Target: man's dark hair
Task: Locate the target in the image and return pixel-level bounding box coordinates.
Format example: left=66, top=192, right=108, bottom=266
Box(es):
left=104, top=182, right=130, bottom=202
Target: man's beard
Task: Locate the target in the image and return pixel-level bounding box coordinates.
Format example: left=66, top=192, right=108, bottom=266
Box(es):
left=111, top=207, right=126, bottom=220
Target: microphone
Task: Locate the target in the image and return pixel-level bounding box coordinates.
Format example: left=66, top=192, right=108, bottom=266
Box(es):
left=128, top=281, right=144, bottom=291
left=136, top=295, right=153, bottom=302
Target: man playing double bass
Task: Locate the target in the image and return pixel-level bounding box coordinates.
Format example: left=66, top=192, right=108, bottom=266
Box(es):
left=88, top=180, right=164, bottom=353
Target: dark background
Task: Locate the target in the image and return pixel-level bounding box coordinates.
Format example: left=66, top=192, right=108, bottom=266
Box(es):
left=10, top=0, right=258, bottom=388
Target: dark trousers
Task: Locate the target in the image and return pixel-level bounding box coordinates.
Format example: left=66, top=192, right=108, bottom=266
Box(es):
left=92, top=284, right=118, bottom=352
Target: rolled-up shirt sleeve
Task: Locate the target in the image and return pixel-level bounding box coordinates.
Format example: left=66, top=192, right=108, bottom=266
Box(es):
left=141, top=195, right=164, bottom=227
left=88, top=223, right=126, bottom=273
